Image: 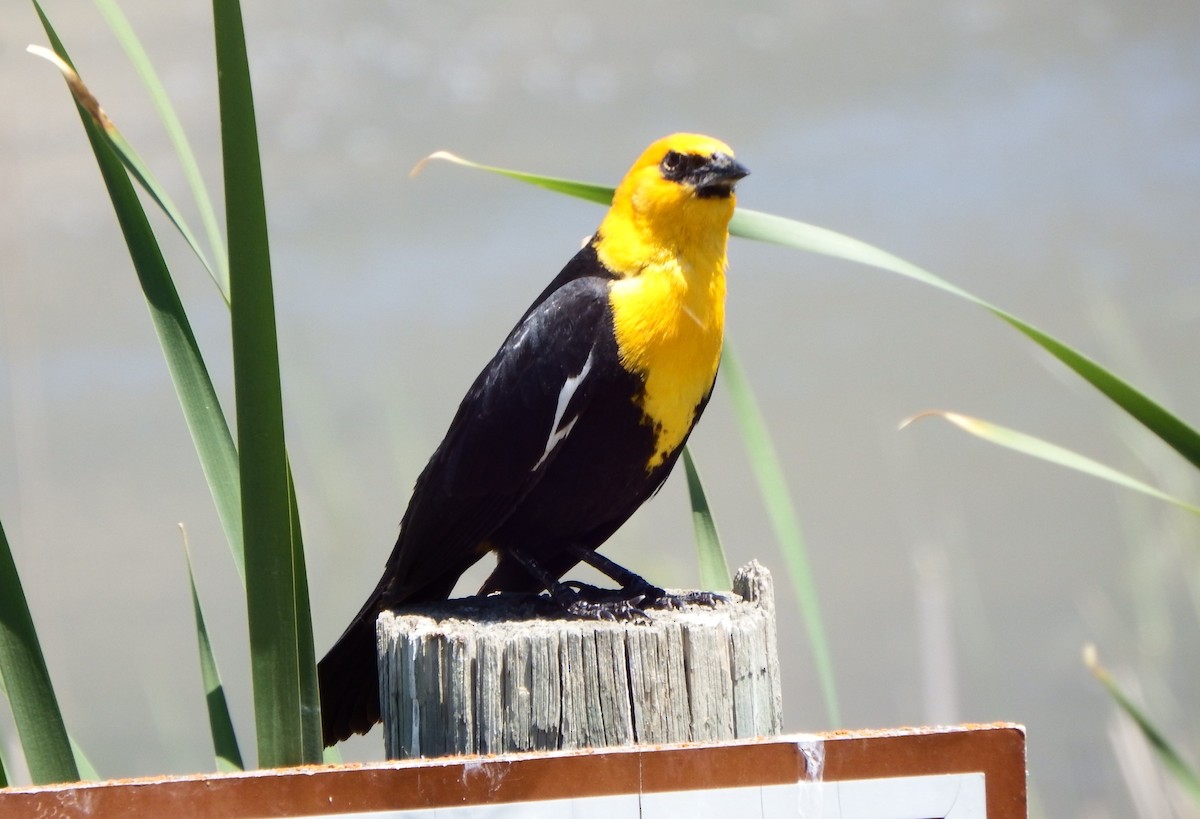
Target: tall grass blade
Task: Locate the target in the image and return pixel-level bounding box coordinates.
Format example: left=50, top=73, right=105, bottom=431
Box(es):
left=721, top=346, right=841, bottom=726
left=681, top=447, right=732, bottom=590
left=0, top=649, right=100, bottom=782
left=904, top=412, right=1200, bottom=516
left=93, top=0, right=229, bottom=296
left=286, top=464, right=323, bottom=760
left=0, top=517, right=79, bottom=784
left=727, top=209, right=1200, bottom=472
left=1085, top=645, right=1200, bottom=805
left=181, top=526, right=244, bottom=772
left=414, top=152, right=614, bottom=206
left=31, top=6, right=245, bottom=582
left=68, top=737, right=99, bottom=781
left=0, top=751, right=7, bottom=787
left=25, top=45, right=223, bottom=300
left=213, top=0, right=318, bottom=766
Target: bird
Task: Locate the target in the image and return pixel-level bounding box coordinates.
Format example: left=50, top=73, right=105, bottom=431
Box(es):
left=318, top=133, right=748, bottom=746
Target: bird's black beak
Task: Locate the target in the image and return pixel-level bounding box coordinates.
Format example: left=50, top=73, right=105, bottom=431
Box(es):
left=692, top=152, right=749, bottom=198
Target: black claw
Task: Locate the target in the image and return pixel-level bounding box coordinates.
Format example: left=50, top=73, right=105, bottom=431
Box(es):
left=563, top=596, right=647, bottom=621
left=544, top=579, right=642, bottom=620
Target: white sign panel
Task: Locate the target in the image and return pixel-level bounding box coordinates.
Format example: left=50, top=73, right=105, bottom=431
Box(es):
left=306, top=772, right=987, bottom=819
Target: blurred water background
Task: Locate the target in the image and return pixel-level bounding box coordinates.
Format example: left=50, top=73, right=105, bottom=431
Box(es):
left=3, top=1, right=1200, bottom=815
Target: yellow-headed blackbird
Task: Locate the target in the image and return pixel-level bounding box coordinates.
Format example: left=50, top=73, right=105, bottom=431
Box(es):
left=318, top=133, right=748, bottom=745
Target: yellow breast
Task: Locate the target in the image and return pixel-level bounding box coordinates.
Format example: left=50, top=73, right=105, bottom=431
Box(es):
left=608, top=257, right=726, bottom=468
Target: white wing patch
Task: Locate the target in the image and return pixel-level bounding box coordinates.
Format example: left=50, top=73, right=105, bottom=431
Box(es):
left=533, top=350, right=594, bottom=471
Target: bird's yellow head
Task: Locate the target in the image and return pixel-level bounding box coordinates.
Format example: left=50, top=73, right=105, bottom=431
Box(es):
left=596, top=133, right=748, bottom=276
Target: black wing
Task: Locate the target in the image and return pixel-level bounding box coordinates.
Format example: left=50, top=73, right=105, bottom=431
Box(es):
left=376, top=246, right=617, bottom=605
left=320, top=242, right=621, bottom=743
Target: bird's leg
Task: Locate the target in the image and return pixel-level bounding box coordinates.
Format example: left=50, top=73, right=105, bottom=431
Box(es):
left=503, top=546, right=645, bottom=620
left=569, top=546, right=663, bottom=598
left=568, top=545, right=727, bottom=609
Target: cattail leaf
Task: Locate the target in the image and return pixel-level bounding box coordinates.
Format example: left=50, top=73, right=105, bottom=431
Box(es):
left=214, top=0, right=319, bottom=766
left=904, top=411, right=1200, bottom=516
left=681, top=448, right=732, bottom=591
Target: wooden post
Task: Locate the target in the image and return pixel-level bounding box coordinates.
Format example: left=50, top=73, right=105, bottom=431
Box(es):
left=378, top=561, right=782, bottom=760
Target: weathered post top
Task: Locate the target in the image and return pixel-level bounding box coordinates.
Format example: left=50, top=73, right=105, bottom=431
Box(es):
left=377, top=561, right=782, bottom=760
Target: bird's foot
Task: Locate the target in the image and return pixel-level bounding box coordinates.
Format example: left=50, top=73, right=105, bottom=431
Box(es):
left=581, top=578, right=732, bottom=613
left=551, top=581, right=649, bottom=621
left=565, top=596, right=647, bottom=621
left=547, top=579, right=731, bottom=620
left=609, top=574, right=731, bottom=610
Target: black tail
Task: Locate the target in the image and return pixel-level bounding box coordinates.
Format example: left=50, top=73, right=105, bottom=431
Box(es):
left=318, top=603, right=383, bottom=746
left=318, top=565, right=467, bottom=746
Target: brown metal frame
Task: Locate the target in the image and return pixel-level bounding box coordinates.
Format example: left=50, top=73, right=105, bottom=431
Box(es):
left=0, top=723, right=1025, bottom=818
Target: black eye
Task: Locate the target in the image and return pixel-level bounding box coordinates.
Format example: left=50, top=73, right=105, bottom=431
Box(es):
left=660, top=150, right=686, bottom=179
